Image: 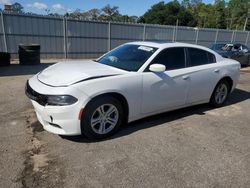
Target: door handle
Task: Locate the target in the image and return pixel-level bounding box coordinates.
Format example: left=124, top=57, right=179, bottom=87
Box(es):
left=182, top=75, right=189, bottom=80
left=214, top=69, right=220, bottom=73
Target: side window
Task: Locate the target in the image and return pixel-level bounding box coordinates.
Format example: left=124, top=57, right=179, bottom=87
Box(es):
left=151, top=47, right=186, bottom=70
left=187, top=48, right=216, bottom=67
left=207, top=52, right=216, bottom=63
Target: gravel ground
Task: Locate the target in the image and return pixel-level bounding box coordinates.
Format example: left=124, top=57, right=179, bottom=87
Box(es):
left=0, top=64, right=250, bottom=188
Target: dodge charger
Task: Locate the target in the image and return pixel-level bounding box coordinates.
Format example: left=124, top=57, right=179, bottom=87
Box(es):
left=26, top=42, right=240, bottom=139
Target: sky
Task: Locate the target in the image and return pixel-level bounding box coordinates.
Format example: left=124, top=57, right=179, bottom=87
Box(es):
left=0, top=0, right=214, bottom=16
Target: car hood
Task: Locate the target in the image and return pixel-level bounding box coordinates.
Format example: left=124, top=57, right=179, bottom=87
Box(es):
left=37, top=60, right=127, bottom=87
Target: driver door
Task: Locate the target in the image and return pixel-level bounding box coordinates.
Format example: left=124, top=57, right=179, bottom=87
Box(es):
left=141, top=47, right=189, bottom=114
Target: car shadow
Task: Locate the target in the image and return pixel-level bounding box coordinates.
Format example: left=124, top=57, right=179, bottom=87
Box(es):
left=60, top=88, right=250, bottom=143
left=0, top=63, right=55, bottom=77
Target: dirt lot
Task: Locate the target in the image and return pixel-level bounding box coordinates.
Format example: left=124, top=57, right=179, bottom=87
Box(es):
left=0, top=64, right=250, bottom=188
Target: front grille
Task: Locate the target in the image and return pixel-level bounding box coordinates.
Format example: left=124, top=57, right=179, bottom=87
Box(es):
left=25, top=81, right=47, bottom=106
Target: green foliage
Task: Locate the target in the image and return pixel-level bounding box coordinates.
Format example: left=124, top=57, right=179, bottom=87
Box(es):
left=65, top=4, right=138, bottom=23
left=214, top=0, right=226, bottom=29
left=3, top=1, right=250, bottom=30
left=227, top=0, right=249, bottom=30
left=140, top=0, right=250, bottom=30
left=99, top=4, right=119, bottom=21
left=181, top=0, right=190, bottom=8
left=140, top=1, right=196, bottom=26
left=190, top=0, right=202, bottom=7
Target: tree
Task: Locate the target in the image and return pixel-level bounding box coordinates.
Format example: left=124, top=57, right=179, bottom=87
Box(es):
left=190, top=0, right=202, bottom=7
left=214, top=0, right=226, bottom=29
left=65, top=9, right=84, bottom=19
left=227, top=0, right=249, bottom=30
left=11, top=2, right=24, bottom=13
left=181, top=0, right=190, bottom=8
left=140, top=1, right=196, bottom=26
left=246, top=18, right=250, bottom=31
left=60, top=0, right=250, bottom=31
left=86, top=9, right=101, bottom=20
left=140, top=2, right=166, bottom=24
left=191, top=1, right=227, bottom=29
left=48, top=13, right=61, bottom=17
left=116, top=15, right=138, bottom=23
left=99, top=4, right=119, bottom=21
left=45, top=9, right=50, bottom=15
left=129, top=16, right=139, bottom=23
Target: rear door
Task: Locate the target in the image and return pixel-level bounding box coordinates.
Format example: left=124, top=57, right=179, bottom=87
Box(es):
left=185, top=47, right=221, bottom=104
left=141, top=47, right=189, bottom=114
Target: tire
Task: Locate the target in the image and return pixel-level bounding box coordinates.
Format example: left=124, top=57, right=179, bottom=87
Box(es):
left=81, top=96, right=124, bottom=139
left=210, top=79, right=230, bottom=107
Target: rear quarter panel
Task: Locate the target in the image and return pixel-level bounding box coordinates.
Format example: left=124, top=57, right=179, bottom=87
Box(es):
left=217, top=58, right=241, bottom=92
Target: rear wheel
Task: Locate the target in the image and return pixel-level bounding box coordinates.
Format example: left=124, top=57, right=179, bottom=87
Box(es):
left=210, top=80, right=230, bottom=107
left=81, top=96, right=124, bottom=139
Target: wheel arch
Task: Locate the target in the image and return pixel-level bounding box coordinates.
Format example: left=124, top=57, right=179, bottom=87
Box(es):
left=219, top=76, right=233, bottom=92
left=210, top=76, right=234, bottom=101
left=209, top=76, right=234, bottom=107
left=83, top=92, right=129, bottom=123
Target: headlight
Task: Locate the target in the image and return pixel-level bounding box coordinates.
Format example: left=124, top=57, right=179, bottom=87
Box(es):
left=47, top=95, right=78, bottom=106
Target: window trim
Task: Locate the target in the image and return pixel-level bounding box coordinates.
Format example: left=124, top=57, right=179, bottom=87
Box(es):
left=144, top=47, right=187, bottom=72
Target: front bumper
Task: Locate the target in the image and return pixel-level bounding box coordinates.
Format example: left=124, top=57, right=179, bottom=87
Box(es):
left=25, top=78, right=89, bottom=136
left=31, top=100, right=82, bottom=135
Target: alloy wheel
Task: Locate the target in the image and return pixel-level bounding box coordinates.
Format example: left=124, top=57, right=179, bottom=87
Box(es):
left=90, top=104, right=119, bottom=134
left=215, top=83, right=228, bottom=104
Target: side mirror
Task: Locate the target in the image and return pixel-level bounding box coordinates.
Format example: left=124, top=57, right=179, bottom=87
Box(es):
left=149, top=64, right=166, bottom=73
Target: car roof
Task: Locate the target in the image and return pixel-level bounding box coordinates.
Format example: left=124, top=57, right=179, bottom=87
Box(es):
left=128, top=41, right=213, bottom=50
left=128, top=41, right=189, bottom=48
left=128, top=41, right=216, bottom=52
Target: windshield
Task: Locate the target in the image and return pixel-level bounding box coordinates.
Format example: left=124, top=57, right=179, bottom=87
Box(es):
left=96, top=44, right=158, bottom=71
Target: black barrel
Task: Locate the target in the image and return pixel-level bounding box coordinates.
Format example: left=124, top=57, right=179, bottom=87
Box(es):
left=0, top=52, right=11, bottom=66
left=19, top=44, right=40, bottom=65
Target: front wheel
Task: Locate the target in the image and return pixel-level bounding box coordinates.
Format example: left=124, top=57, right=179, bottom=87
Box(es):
left=81, top=96, right=124, bottom=139
left=210, top=80, right=230, bottom=107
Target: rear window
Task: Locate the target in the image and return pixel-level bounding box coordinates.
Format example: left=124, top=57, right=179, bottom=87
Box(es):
left=207, top=52, right=216, bottom=63
left=187, top=48, right=216, bottom=67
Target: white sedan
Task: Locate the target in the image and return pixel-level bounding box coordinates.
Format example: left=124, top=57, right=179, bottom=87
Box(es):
left=26, top=42, right=240, bottom=139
